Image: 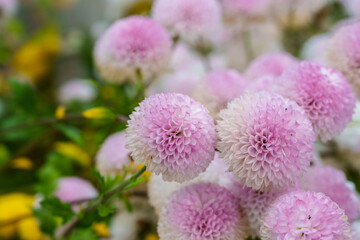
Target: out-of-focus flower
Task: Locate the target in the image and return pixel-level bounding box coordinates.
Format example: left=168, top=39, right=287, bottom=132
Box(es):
left=105, top=0, right=152, bottom=20
left=57, top=79, right=97, bottom=104
left=341, top=0, right=360, bottom=17
left=0, top=0, right=17, bottom=16
left=18, top=217, right=48, bottom=240
left=300, top=165, right=360, bottom=222
left=325, top=21, right=360, bottom=98
left=53, top=142, right=91, bottom=167
left=94, top=16, right=172, bottom=83
left=193, top=69, right=249, bottom=119
left=245, top=52, right=298, bottom=80
left=352, top=221, right=360, bottom=240
left=301, top=33, right=330, bottom=63
left=217, top=91, right=315, bottom=191
left=275, top=61, right=356, bottom=142
left=260, top=190, right=352, bottom=239
left=221, top=0, right=272, bottom=22
left=92, top=222, right=110, bottom=238
left=11, top=157, right=33, bottom=170
left=158, top=183, right=249, bottom=240
left=152, top=0, right=222, bottom=46
left=247, top=75, right=276, bottom=92
left=126, top=93, right=216, bottom=183
left=96, top=132, right=131, bottom=176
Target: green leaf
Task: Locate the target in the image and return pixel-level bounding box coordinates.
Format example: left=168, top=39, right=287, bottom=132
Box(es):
left=68, top=228, right=98, bottom=240
left=91, top=169, right=106, bottom=194
left=97, top=203, right=116, bottom=217
left=33, top=208, right=58, bottom=236
left=40, top=196, right=75, bottom=222
left=124, top=176, right=145, bottom=190
left=9, top=78, right=37, bottom=114
left=0, top=144, right=10, bottom=168
left=55, top=124, right=85, bottom=148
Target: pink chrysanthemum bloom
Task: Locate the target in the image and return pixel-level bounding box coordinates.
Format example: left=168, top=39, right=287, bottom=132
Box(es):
left=152, top=0, right=222, bottom=45
left=57, top=79, right=97, bottom=104
left=193, top=69, right=249, bottom=119
left=247, top=75, right=276, bottom=92
left=158, top=183, right=249, bottom=240
left=231, top=182, right=297, bottom=236
left=55, top=177, right=98, bottom=204
left=126, top=93, right=216, bottom=183
left=245, top=52, right=298, bottom=80
left=260, top=190, right=352, bottom=239
left=325, top=21, right=360, bottom=97
left=221, top=0, right=272, bottom=21
left=148, top=153, right=234, bottom=214
left=94, top=16, right=172, bottom=83
left=300, top=165, right=360, bottom=222
left=96, top=132, right=131, bottom=176
left=217, top=91, right=315, bottom=191
left=275, top=61, right=356, bottom=142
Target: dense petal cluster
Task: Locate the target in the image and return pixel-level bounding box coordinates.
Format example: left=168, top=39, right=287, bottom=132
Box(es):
left=96, top=132, right=131, bottom=175
left=126, top=93, right=216, bottom=182
left=300, top=165, right=360, bottom=222
left=57, top=79, right=97, bottom=104
left=94, top=16, right=172, bottom=83
left=247, top=75, right=276, bottom=92
left=152, top=0, right=222, bottom=45
left=275, top=61, right=356, bottom=142
left=217, top=91, right=315, bottom=191
left=245, top=52, right=298, bottom=80
left=158, top=183, right=248, bottom=240
left=325, top=21, right=360, bottom=97
left=55, top=177, right=98, bottom=203
left=260, top=190, right=352, bottom=239
left=193, top=69, right=249, bottom=119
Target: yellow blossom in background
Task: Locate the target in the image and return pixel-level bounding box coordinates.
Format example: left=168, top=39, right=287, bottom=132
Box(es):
left=82, top=107, right=115, bottom=120
left=145, top=233, right=159, bottom=240
left=92, top=222, right=110, bottom=238
left=54, top=141, right=91, bottom=167
left=136, top=164, right=151, bottom=181
left=126, top=0, right=153, bottom=16
left=11, top=157, right=33, bottom=170
left=55, top=105, right=66, bottom=119
left=18, top=217, right=49, bottom=240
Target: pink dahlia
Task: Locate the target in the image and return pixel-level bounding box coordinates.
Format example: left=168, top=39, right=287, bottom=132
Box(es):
left=300, top=165, right=360, bottom=222
left=217, top=91, right=315, bottom=191
left=151, top=0, right=222, bottom=45
left=325, top=21, right=360, bottom=98
left=275, top=61, right=356, bottom=142
left=193, top=69, right=249, bottom=119
left=57, top=79, right=97, bottom=104
left=260, top=190, right=352, bottom=239
left=55, top=177, right=98, bottom=204
left=94, top=16, right=172, bottom=83
left=245, top=52, right=298, bottom=80
left=158, top=183, right=249, bottom=240
left=126, top=93, right=216, bottom=182
left=96, top=132, right=131, bottom=176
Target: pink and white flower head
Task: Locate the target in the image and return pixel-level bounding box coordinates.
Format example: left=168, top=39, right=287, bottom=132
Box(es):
left=300, top=165, right=360, bottom=223
left=275, top=61, right=356, bottom=142
left=221, top=0, right=272, bottom=21
left=217, top=91, right=315, bottom=191
left=152, top=0, right=222, bottom=45
left=0, top=0, right=17, bottom=16
left=231, top=182, right=297, bottom=236
left=325, top=21, right=360, bottom=98
left=193, top=69, right=249, bottom=119
left=301, top=33, right=330, bottom=64
left=245, top=52, right=298, bottom=80
left=96, top=132, right=131, bottom=176
left=94, top=16, right=172, bottom=83
left=247, top=75, right=276, bottom=92
left=55, top=177, right=98, bottom=204
left=126, top=93, right=216, bottom=183
left=57, top=79, right=97, bottom=104
left=158, top=183, right=249, bottom=240
left=148, top=153, right=234, bottom=214
left=260, top=190, right=352, bottom=239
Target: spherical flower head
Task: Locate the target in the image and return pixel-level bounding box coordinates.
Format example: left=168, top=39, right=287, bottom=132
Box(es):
left=221, top=0, right=272, bottom=20
left=247, top=75, right=276, bottom=92
left=152, top=0, right=222, bottom=45
left=55, top=177, right=98, bottom=203
left=260, top=190, right=352, bottom=239
left=193, top=69, right=249, bottom=119
left=96, top=132, right=131, bottom=176
left=158, top=183, right=249, bottom=240
left=275, top=61, right=356, bottom=142
left=57, top=79, right=96, bottom=104
left=217, top=91, right=315, bottom=191
left=325, top=21, right=360, bottom=98
left=300, top=165, right=360, bottom=222
left=94, top=16, right=172, bottom=83
left=126, top=93, right=216, bottom=183
left=245, top=52, right=298, bottom=80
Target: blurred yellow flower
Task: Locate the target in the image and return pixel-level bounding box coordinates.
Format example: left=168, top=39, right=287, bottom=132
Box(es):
left=136, top=164, right=151, bottom=181
left=145, top=233, right=159, bottom=240
left=11, top=157, right=33, bottom=170
left=18, top=217, right=49, bottom=240
left=54, top=141, right=91, bottom=167
left=82, top=107, right=115, bottom=120
left=92, top=222, right=110, bottom=238
left=55, top=105, right=66, bottom=119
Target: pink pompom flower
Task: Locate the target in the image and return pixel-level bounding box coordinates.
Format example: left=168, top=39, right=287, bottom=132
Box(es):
left=246, top=75, right=276, bottom=92
left=245, top=52, right=298, bottom=80
left=96, top=132, right=131, bottom=176
left=158, top=183, right=249, bottom=240
left=260, top=190, right=352, bottom=239
left=300, top=165, right=360, bottom=223
left=275, top=61, right=356, bottom=142
left=94, top=16, right=172, bottom=83
left=126, top=93, right=216, bottom=183
left=57, top=79, right=97, bottom=104
left=193, top=69, right=249, bottom=119
left=152, top=0, right=222, bottom=45
left=217, top=91, right=315, bottom=191
left=325, top=21, right=360, bottom=98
